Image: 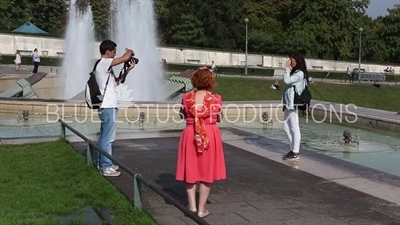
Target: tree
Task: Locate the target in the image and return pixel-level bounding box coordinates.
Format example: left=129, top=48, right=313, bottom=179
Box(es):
left=6, top=0, right=400, bottom=64
left=90, top=0, right=110, bottom=40
left=31, top=0, right=68, bottom=35
left=170, top=14, right=206, bottom=46
left=242, top=0, right=291, bottom=53
left=353, top=15, right=385, bottom=62
left=0, top=0, right=33, bottom=31
left=378, top=5, right=400, bottom=62
left=286, top=0, right=369, bottom=60
left=154, top=0, right=170, bottom=44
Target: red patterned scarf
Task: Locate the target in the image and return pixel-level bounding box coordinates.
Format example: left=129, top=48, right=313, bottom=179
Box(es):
left=186, top=91, right=218, bottom=153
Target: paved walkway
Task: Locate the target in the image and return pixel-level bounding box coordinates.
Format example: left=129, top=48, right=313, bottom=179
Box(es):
left=71, top=131, right=400, bottom=225
left=0, top=64, right=32, bottom=76
left=0, top=64, right=59, bottom=77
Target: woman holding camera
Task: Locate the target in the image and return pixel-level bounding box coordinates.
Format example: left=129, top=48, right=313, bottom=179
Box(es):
left=176, top=67, right=226, bottom=218
left=282, top=52, right=309, bottom=160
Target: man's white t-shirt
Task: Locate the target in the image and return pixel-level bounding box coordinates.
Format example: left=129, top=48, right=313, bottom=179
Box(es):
left=95, top=58, right=118, bottom=108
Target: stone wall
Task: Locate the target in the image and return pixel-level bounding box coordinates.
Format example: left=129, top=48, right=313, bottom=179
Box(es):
left=1, top=33, right=398, bottom=73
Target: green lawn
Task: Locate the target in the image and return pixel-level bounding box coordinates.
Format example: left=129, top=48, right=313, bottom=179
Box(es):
left=212, top=77, right=400, bottom=112
left=0, top=140, right=156, bottom=225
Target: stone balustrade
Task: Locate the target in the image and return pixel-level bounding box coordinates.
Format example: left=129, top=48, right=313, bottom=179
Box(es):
left=1, top=33, right=398, bottom=73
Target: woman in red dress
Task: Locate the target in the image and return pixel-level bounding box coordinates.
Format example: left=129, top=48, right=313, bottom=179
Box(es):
left=175, top=67, right=227, bottom=218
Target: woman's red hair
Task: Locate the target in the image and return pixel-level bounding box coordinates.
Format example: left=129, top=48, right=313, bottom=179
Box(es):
left=191, top=67, right=215, bottom=91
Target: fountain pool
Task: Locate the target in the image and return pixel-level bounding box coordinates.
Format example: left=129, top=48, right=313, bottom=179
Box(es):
left=238, top=117, right=400, bottom=177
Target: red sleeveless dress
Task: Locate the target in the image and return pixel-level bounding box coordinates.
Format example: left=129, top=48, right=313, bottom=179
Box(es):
left=175, top=91, right=227, bottom=183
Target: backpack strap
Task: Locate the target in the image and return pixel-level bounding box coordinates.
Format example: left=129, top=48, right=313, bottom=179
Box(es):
left=92, top=59, right=111, bottom=100
left=91, top=59, right=101, bottom=73
left=292, top=78, right=307, bottom=93
left=101, top=63, right=113, bottom=100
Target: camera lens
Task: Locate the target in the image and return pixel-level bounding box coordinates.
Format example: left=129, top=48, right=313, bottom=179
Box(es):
left=132, top=57, right=139, bottom=64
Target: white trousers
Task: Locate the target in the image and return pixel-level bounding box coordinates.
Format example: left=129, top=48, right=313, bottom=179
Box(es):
left=283, top=109, right=301, bottom=153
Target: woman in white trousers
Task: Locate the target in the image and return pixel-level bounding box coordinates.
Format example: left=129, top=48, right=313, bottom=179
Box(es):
left=282, top=52, right=309, bottom=160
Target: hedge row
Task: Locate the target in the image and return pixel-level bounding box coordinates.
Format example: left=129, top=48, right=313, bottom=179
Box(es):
left=1, top=54, right=63, bottom=66
left=307, top=70, right=400, bottom=82
left=309, top=71, right=349, bottom=81
left=2, top=54, right=398, bottom=82
left=167, top=63, right=274, bottom=76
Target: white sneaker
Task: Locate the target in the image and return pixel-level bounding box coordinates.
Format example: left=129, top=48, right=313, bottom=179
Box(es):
left=111, top=165, right=119, bottom=171
left=97, top=164, right=119, bottom=171
left=102, top=168, right=121, bottom=177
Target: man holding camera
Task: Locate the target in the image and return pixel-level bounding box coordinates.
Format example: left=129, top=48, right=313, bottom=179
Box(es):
left=96, top=39, right=136, bottom=177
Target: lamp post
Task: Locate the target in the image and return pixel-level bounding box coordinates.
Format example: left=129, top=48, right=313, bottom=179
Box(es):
left=245, top=18, right=249, bottom=76
left=358, top=27, right=363, bottom=81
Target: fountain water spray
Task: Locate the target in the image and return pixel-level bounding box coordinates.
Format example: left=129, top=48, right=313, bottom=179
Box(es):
left=60, top=0, right=95, bottom=99
left=110, top=0, right=165, bottom=101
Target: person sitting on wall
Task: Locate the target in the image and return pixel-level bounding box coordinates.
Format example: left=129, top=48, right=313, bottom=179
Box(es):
left=308, top=76, right=315, bottom=84
left=270, top=80, right=280, bottom=90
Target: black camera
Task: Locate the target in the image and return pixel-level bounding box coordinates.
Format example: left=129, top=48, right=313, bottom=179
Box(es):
left=126, top=56, right=139, bottom=66
left=118, top=56, right=139, bottom=84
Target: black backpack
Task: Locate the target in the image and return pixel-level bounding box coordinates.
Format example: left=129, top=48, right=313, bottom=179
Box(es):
left=85, top=59, right=110, bottom=109
left=293, top=82, right=312, bottom=114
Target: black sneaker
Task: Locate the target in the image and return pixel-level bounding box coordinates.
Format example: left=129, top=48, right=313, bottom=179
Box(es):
left=283, top=151, right=299, bottom=160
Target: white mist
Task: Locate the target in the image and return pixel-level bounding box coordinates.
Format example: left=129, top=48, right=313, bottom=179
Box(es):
left=110, top=0, right=165, bottom=101
left=60, top=0, right=95, bottom=99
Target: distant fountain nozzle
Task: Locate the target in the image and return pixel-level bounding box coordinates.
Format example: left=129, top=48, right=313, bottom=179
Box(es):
left=22, top=110, right=29, bottom=121
left=343, top=130, right=352, bottom=146
left=261, top=112, right=269, bottom=123
left=139, top=112, right=145, bottom=123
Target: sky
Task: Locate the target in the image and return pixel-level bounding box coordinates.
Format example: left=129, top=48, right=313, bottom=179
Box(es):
left=366, top=0, right=400, bottom=18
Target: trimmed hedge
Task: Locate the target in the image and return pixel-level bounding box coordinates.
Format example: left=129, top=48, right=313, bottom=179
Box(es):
left=2, top=53, right=398, bottom=82
left=167, top=63, right=274, bottom=76
left=385, top=74, right=400, bottom=82
left=308, top=70, right=400, bottom=82
left=1, top=54, right=63, bottom=66
left=309, top=71, right=348, bottom=81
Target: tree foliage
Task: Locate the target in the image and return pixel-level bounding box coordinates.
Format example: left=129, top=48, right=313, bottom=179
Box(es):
left=32, top=0, right=68, bottom=36
left=0, top=0, right=68, bottom=36
left=171, top=14, right=206, bottom=46
left=90, top=0, right=110, bottom=40
left=3, top=0, right=400, bottom=64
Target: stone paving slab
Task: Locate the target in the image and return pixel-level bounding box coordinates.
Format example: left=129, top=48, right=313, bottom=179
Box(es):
left=71, top=137, right=400, bottom=225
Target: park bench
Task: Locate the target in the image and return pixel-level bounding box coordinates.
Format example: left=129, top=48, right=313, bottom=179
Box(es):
left=19, top=50, right=32, bottom=56
left=41, top=50, right=49, bottom=57
left=56, top=52, right=65, bottom=57
left=312, top=65, right=323, bottom=70
left=178, top=69, right=195, bottom=78
left=358, top=73, right=386, bottom=82
left=187, top=59, right=200, bottom=64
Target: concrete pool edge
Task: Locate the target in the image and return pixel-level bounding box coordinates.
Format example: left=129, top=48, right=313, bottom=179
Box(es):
left=0, top=99, right=399, bottom=133
left=221, top=127, right=400, bottom=206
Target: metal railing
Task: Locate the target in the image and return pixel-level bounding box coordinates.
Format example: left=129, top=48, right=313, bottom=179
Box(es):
left=59, top=119, right=209, bottom=225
